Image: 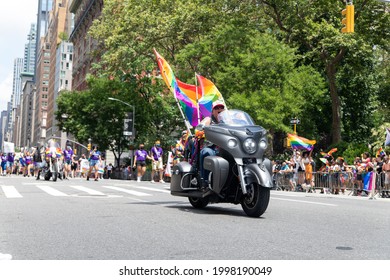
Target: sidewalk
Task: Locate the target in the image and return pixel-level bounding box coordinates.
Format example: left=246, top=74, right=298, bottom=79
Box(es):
left=272, top=189, right=390, bottom=202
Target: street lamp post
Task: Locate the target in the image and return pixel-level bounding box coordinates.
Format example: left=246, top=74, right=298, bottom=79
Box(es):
left=108, top=97, right=135, bottom=140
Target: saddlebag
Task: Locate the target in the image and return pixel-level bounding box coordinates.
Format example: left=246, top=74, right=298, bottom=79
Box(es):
left=203, top=156, right=229, bottom=193
left=170, top=161, right=194, bottom=193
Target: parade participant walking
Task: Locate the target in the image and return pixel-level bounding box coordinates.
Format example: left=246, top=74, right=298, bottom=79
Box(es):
left=133, top=143, right=152, bottom=182
left=71, top=154, right=78, bottom=178
left=32, top=146, right=44, bottom=180
left=0, top=153, right=7, bottom=176
left=150, top=140, right=164, bottom=183
left=25, top=151, right=33, bottom=177
left=63, top=146, right=74, bottom=179
left=6, top=152, right=15, bottom=176
left=87, top=146, right=101, bottom=181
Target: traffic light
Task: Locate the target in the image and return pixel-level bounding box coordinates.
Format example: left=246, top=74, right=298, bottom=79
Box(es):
left=341, top=4, right=354, bottom=33
left=87, top=143, right=91, bottom=151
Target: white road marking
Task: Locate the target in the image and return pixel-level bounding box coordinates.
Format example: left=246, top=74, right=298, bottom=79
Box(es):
left=134, top=186, right=170, bottom=194
left=102, top=186, right=151, bottom=196
left=1, top=185, right=23, bottom=198
left=271, top=197, right=337, bottom=206
left=0, top=253, right=12, bottom=260
left=35, top=185, right=68, bottom=196
left=69, top=185, right=106, bottom=196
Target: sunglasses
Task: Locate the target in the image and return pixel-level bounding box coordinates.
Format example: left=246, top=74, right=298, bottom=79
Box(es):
left=213, top=106, right=224, bottom=110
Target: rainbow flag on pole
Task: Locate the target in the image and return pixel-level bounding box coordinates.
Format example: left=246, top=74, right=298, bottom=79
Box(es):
left=197, top=74, right=225, bottom=118
left=154, top=49, right=199, bottom=127
left=287, top=133, right=316, bottom=151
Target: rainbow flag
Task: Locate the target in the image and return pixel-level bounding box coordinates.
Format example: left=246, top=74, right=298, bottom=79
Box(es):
left=197, top=74, right=225, bottom=118
left=363, top=172, right=376, bottom=192
left=376, top=147, right=386, bottom=158
left=287, top=133, right=316, bottom=151
left=154, top=49, right=199, bottom=126
left=320, top=147, right=338, bottom=158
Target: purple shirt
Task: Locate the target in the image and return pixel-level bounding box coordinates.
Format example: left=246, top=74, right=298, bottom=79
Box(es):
left=64, top=149, right=74, bottom=160
left=135, top=149, right=148, bottom=161
left=150, top=146, right=163, bottom=161
left=1, top=155, right=7, bottom=163
left=7, top=154, right=14, bottom=162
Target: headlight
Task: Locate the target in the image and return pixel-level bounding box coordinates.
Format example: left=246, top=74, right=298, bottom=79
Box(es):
left=243, top=138, right=257, bottom=154
left=259, top=140, right=267, bottom=150
left=227, top=139, right=237, bottom=148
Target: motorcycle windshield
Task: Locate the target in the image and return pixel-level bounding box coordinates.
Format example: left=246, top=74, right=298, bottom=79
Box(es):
left=217, top=110, right=255, bottom=126
left=45, top=140, right=62, bottom=158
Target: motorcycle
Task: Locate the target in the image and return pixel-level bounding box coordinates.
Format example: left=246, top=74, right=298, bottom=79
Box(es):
left=41, top=140, right=62, bottom=181
left=170, top=109, right=273, bottom=217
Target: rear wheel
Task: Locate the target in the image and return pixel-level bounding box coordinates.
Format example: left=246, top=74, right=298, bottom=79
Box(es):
left=189, top=197, right=209, bottom=209
left=241, top=183, right=270, bottom=217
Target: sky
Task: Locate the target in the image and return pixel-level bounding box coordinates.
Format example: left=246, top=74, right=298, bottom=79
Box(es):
left=0, top=1, right=38, bottom=113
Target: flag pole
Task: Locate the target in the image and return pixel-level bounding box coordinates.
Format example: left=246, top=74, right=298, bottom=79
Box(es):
left=195, top=73, right=200, bottom=124
left=171, top=86, right=193, bottom=136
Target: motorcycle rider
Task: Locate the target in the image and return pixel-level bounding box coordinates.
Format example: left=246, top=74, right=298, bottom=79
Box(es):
left=197, top=100, right=225, bottom=188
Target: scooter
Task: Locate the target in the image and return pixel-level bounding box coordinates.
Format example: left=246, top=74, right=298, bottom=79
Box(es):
left=170, top=110, right=272, bottom=217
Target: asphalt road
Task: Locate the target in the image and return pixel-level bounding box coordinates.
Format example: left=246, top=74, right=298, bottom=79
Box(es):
left=1, top=175, right=390, bottom=260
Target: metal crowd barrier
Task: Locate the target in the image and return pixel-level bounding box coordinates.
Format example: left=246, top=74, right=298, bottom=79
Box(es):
left=273, top=170, right=390, bottom=197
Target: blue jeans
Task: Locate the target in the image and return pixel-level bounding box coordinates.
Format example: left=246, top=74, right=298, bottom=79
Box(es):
left=199, top=147, right=216, bottom=181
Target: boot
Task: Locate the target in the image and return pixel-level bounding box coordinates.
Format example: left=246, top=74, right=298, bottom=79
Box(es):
left=36, top=171, right=40, bottom=180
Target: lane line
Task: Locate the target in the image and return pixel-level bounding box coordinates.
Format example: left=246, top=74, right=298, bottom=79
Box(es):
left=1, top=185, right=23, bottom=198
left=69, top=185, right=106, bottom=196
left=102, top=186, right=151, bottom=196
left=35, top=185, right=68, bottom=197
left=271, top=197, right=337, bottom=206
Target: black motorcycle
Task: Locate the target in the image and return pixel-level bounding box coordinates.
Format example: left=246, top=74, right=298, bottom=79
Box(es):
left=170, top=110, right=272, bottom=217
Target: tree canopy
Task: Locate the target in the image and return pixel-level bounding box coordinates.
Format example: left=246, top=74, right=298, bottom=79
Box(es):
left=58, top=0, right=390, bottom=158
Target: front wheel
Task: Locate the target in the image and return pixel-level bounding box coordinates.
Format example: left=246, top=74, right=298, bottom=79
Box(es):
left=52, top=161, right=58, bottom=182
left=241, top=183, right=270, bottom=217
left=189, top=197, right=209, bottom=209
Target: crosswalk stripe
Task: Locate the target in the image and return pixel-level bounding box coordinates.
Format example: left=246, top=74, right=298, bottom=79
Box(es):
left=69, top=185, right=106, bottom=196
left=135, top=186, right=171, bottom=194
left=1, top=185, right=23, bottom=198
left=35, top=185, right=68, bottom=196
left=102, top=186, right=151, bottom=196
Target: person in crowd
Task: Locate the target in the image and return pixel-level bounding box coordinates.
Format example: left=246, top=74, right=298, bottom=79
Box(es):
left=382, top=156, right=390, bottom=198
left=18, top=150, right=26, bottom=176
left=173, top=131, right=188, bottom=166
left=63, top=145, right=73, bottom=179
left=293, top=150, right=305, bottom=186
left=150, top=140, right=165, bottom=183
left=79, top=154, right=89, bottom=178
left=71, top=153, right=78, bottom=178
left=133, top=143, right=152, bottom=182
left=0, top=153, right=7, bottom=176
left=301, top=151, right=315, bottom=193
left=280, top=160, right=296, bottom=191
left=32, top=146, right=44, bottom=180
left=106, top=163, right=113, bottom=179
left=24, top=151, right=33, bottom=177
left=87, top=146, right=101, bottom=181
left=197, top=100, right=225, bottom=188
left=97, top=156, right=105, bottom=179
left=6, top=152, right=15, bottom=176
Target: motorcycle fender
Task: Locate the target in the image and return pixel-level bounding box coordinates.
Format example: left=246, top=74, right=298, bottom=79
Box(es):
left=244, top=163, right=273, bottom=189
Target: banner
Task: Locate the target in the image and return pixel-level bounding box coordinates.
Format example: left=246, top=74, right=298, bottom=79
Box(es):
left=3, top=142, right=15, bottom=153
